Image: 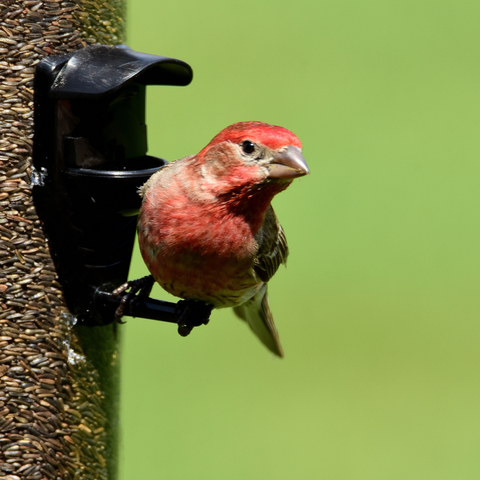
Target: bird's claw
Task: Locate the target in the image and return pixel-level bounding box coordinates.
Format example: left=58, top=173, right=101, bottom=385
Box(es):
left=111, top=277, right=213, bottom=335
left=175, top=300, right=213, bottom=337
left=112, top=275, right=155, bottom=323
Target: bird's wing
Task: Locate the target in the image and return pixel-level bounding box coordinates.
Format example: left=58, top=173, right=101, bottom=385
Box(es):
left=253, top=205, right=289, bottom=283
left=233, top=283, right=284, bottom=357
left=233, top=205, right=288, bottom=357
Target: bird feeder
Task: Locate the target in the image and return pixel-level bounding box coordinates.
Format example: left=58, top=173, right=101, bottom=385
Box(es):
left=32, top=44, right=193, bottom=326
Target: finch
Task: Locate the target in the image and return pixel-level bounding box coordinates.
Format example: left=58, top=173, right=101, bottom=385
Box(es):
left=137, top=121, right=309, bottom=356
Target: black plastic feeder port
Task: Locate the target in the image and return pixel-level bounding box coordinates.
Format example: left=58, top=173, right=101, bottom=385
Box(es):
left=32, top=45, right=198, bottom=328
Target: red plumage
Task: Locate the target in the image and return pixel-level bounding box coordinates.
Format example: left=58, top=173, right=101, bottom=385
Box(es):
left=137, top=121, right=309, bottom=356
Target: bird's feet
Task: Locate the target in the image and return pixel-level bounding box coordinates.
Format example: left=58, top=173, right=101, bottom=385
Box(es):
left=112, top=277, right=213, bottom=335
left=175, top=300, right=213, bottom=337
left=112, top=275, right=155, bottom=323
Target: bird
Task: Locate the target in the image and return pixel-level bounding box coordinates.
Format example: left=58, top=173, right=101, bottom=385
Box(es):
left=136, top=121, right=309, bottom=357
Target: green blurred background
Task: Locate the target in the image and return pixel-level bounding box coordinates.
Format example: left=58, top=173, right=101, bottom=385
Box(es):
left=120, top=1, right=480, bottom=478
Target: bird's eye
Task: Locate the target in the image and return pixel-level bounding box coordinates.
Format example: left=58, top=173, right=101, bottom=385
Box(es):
left=241, top=140, right=256, bottom=154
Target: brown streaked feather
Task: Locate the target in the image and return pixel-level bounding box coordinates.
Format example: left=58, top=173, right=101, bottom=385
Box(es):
left=253, top=205, right=289, bottom=283
left=233, top=283, right=284, bottom=357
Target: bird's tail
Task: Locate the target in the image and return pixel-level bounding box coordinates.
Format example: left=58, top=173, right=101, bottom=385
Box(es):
left=233, top=283, right=284, bottom=357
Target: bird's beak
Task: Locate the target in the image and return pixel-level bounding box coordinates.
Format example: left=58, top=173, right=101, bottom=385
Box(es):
left=268, top=145, right=310, bottom=179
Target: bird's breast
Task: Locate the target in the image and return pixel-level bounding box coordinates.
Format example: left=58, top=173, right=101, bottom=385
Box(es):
left=138, top=194, right=262, bottom=307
